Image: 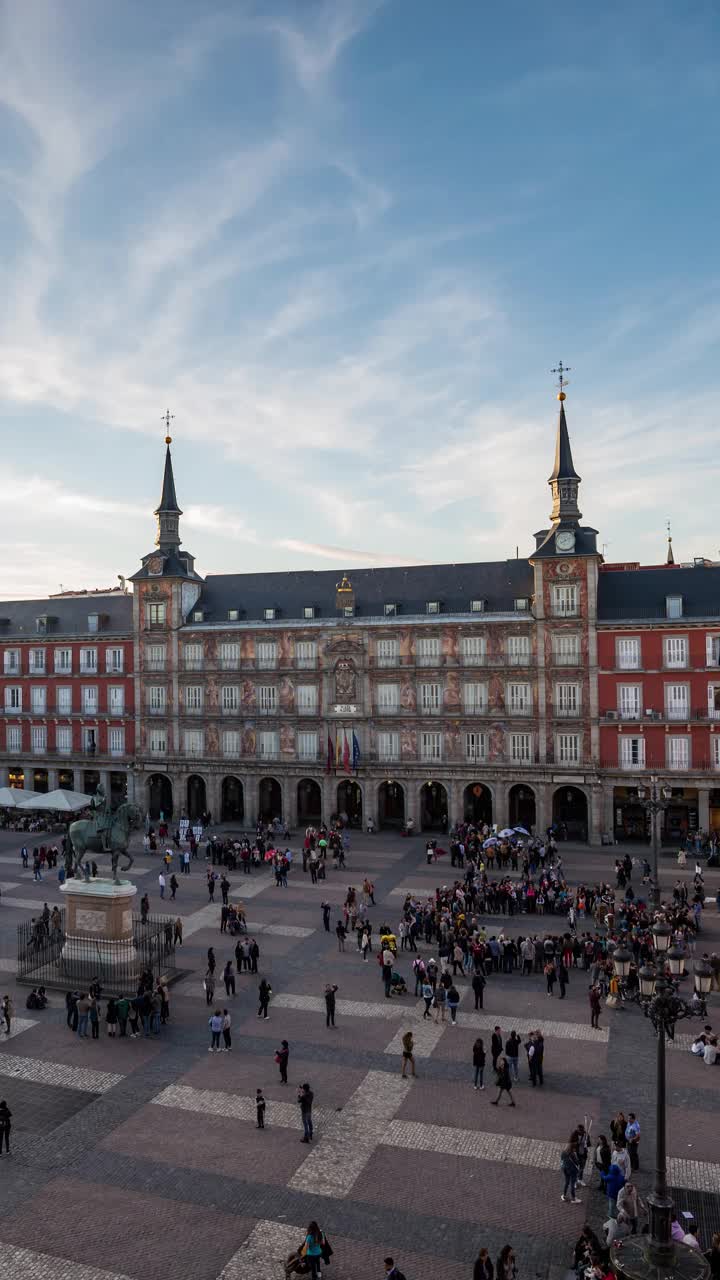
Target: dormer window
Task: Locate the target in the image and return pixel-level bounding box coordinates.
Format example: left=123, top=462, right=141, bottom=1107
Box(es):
left=88, top=613, right=99, bottom=633
left=426, top=601, right=440, bottom=615
left=666, top=595, right=683, bottom=619
left=470, top=599, right=486, bottom=613
left=264, top=607, right=277, bottom=621
left=514, top=598, right=530, bottom=612
left=227, top=609, right=239, bottom=621
left=384, top=603, right=398, bottom=616
left=192, top=609, right=204, bottom=623
left=36, top=616, right=48, bottom=634
left=303, top=606, right=316, bottom=620
left=342, top=605, right=355, bottom=618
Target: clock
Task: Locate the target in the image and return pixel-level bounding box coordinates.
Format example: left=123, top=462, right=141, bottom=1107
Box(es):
left=555, top=530, right=575, bottom=553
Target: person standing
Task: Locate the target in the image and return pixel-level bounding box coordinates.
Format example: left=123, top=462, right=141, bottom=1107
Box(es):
left=447, top=984, right=460, bottom=1025
left=472, top=1037, right=486, bottom=1090
left=625, top=1112, right=641, bottom=1171
left=0, top=1100, right=11, bottom=1155
left=491, top=1026, right=503, bottom=1071
left=222, top=1009, right=232, bottom=1052
left=558, top=960, right=569, bottom=999
left=223, top=960, right=236, bottom=997
left=174, top=917, right=183, bottom=945
left=204, top=970, right=215, bottom=1007
left=384, top=1259, right=407, bottom=1280
left=1, top=995, right=13, bottom=1037
left=275, top=1039, right=289, bottom=1084
left=473, top=1249, right=493, bottom=1280
left=401, top=1030, right=415, bottom=1079
left=208, top=1009, right=223, bottom=1052
left=491, top=1056, right=515, bottom=1107
left=496, top=1245, right=516, bottom=1280
left=298, top=1082, right=314, bottom=1142
left=505, top=1031, right=521, bottom=1083
left=158, top=871, right=166, bottom=899
left=336, top=919, right=347, bottom=951
left=258, top=978, right=272, bottom=1020
left=256, top=1088, right=266, bottom=1129
left=324, top=983, right=338, bottom=1028
left=321, top=902, right=331, bottom=932
left=589, top=985, right=601, bottom=1029
left=472, top=969, right=486, bottom=1010
left=560, top=1140, right=582, bottom=1203
left=169, top=873, right=179, bottom=900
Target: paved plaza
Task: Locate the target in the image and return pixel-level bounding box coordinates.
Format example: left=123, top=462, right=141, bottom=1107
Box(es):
left=0, top=829, right=717, bottom=1280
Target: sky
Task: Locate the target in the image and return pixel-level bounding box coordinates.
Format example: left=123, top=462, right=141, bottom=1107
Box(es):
left=1, top=0, right=719, bottom=599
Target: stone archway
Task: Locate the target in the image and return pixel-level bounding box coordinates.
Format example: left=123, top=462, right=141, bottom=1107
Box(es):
left=508, top=784, right=536, bottom=833
left=378, top=780, right=405, bottom=828
left=187, top=775, right=207, bottom=821
left=463, top=783, right=493, bottom=826
left=221, top=776, right=244, bottom=823
left=297, top=778, right=322, bottom=825
left=259, top=776, right=282, bottom=823
left=337, top=779, right=362, bottom=827
left=419, top=781, right=448, bottom=831
left=147, top=773, right=173, bottom=821
left=552, top=786, right=588, bottom=842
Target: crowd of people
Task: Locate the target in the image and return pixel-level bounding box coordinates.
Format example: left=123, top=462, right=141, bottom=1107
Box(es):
left=64, top=971, right=171, bottom=1040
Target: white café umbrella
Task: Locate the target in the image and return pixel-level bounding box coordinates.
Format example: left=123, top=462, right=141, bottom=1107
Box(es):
left=0, top=786, right=41, bottom=807
left=513, top=826, right=531, bottom=836
left=15, top=788, right=94, bottom=813
left=498, top=827, right=515, bottom=838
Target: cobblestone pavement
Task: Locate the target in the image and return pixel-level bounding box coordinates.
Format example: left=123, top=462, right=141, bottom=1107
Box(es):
left=0, top=828, right=717, bottom=1279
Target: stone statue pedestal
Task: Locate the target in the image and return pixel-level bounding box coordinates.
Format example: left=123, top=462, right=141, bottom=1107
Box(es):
left=60, top=878, right=138, bottom=977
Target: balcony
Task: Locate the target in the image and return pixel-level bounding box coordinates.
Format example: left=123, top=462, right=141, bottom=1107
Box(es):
left=147, top=705, right=167, bottom=716
left=666, top=707, right=689, bottom=721
left=145, top=660, right=166, bottom=672
left=462, top=704, right=488, bottom=716
left=554, top=705, right=581, bottom=718
left=553, top=653, right=580, bottom=667
left=506, top=705, right=532, bottom=717
left=418, top=704, right=443, bottom=716
left=297, top=704, right=319, bottom=716
left=183, top=659, right=203, bottom=671
left=506, top=653, right=532, bottom=667
left=79, top=665, right=98, bottom=676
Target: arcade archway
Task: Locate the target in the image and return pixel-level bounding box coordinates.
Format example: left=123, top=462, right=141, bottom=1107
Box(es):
left=147, top=774, right=173, bottom=821
left=187, top=774, right=207, bottom=821
left=378, top=780, right=405, bottom=828
left=552, top=786, right=588, bottom=841
left=221, top=776, right=244, bottom=823
left=297, top=778, right=322, bottom=825
left=463, top=783, right=493, bottom=826
left=420, top=781, right=448, bottom=831
left=337, top=779, right=362, bottom=827
left=508, top=784, right=536, bottom=832
left=259, top=776, right=282, bottom=823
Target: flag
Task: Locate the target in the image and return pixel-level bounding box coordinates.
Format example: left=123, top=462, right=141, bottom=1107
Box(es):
left=352, top=731, right=360, bottom=772
left=326, top=732, right=333, bottom=774
left=343, top=729, right=350, bottom=773
left=336, top=731, right=342, bottom=769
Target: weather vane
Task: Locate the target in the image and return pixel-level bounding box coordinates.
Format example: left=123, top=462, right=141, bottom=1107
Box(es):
left=162, top=408, right=174, bottom=444
left=551, top=361, right=571, bottom=400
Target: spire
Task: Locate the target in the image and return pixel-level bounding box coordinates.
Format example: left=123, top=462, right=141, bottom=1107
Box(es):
left=548, top=363, right=581, bottom=524
left=666, top=520, right=675, bottom=565
left=154, top=411, right=182, bottom=551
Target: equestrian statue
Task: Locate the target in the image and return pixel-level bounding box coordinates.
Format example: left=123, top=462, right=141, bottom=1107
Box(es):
left=68, top=785, right=141, bottom=884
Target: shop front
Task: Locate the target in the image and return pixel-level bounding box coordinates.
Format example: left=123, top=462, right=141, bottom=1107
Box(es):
left=613, top=787, right=648, bottom=843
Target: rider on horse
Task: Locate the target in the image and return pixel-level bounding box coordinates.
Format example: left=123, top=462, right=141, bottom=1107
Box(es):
left=90, top=785, right=114, bottom=852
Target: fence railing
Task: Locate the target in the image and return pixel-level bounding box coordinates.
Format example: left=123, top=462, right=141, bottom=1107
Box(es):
left=16, top=908, right=178, bottom=992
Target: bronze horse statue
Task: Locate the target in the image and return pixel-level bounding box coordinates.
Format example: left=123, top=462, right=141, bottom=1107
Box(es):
left=68, top=801, right=142, bottom=883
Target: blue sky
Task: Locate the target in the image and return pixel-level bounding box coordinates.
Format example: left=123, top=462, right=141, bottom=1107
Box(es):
left=1, top=0, right=719, bottom=597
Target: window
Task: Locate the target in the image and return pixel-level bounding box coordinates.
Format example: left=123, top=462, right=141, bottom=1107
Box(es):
left=342, top=605, right=354, bottom=618
left=618, top=685, right=641, bottom=719
left=82, top=686, right=98, bottom=714
left=551, top=584, right=579, bottom=617
left=667, top=736, right=689, bottom=770
left=297, top=685, right=318, bottom=714
left=706, top=635, right=720, bottom=667
left=109, top=727, right=125, bottom=756
left=616, top=637, right=640, bottom=670
left=54, top=647, right=72, bottom=673
left=426, top=601, right=440, bottom=615
left=149, top=728, right=167, bottom=755
left=183, top=729, right=204, bottom=756
left=30, top=687, right=46, bottom=714
left=507, top=635, right=531, bottom=666
left=419, top=682, right=441, bottom=714
left=377, top=730, right=399, bottom=761
left=6, top=725, right=21, bottom=752
left=146, top=602, right=166, bottom=627
left=555, top=682, right=580, bottom=717
left=297, top=731, right=318, bottom=760
left=296, top=641, right=317, bottom=669
left=3, top=649, right=20, bottom=674
left=35, top=616, right=48, bottom=634
left=664, top=636, right=688, bottom=669
left=470, top=599, right=486, bottom=613
left=507, top=682, right=531, bottom=714
left=303, top=606, right=316, bottom=620
left=4, top=687, right=21, bottom=711
left=106, top=647, right=123, bottom=673
left=514, top=598, right=530, bottom=612
left=384, top=603, right=398, bottom=616
left=376, top=686, right=397, bottom=716
left=79, top=647, right=97, bottom=673
left=510, top=732, right=532, bottom=763
left=31, top=725, right=47, bottom=754
left=83, top=726, right=97, bottom=754
left=222, top=730, right=240, bottom=757
left=707, top=684, right=720, bottom=721
left=227, top=609, right=239, bottom=622
left=87, top=613, right=99, bottom=633
left=56, top=686, right=72, bottom=713
left=666, top=595, right=683, bottom=619
left=258, top=730, right=278, bottom=758
left=553, top=634, right=580, bottom=666
left=146, top=644, right=166, bottom=672
left=219, top=642, right=239, bottom=670
left=665, top=684, right=689, bottom=720
left=221, top=685, right=239, bottom=713
left=465, top=731, right=487, bottom=762
left=56, top=726, right=72, bottom=755
left=263, top=608, right=277, bottom=621
left=148, top=686, right=167, bottom=714
left=184, top=685, right=203, bottom=712
left=463, top=682, right=487, bottom=714
left=417, top=636, right=440, bottom=666
left=258, top=685, right=277, bottom=714
left=183, top=643, right=203, bottom=671
left=619, top=736, right=645, bottom=768
left=713, top=737, right=720, bottom=770
left=28, top=648, right=45, bottom=673
left=557, top=733, right=580, bottom=764
left=420, top=731, right=442, bottom=761
left=377, top=637, right=399, bottom=667
left=192, top=609, right=204, bottom=623
left=461, top=634, right=487, bottom=666
left=257, top=641, right=277, bottom=670
left=109, top=687, right=124, bottom=714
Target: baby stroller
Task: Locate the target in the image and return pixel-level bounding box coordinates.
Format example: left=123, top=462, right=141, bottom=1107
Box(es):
left=390, top=971, right=407, bottom=996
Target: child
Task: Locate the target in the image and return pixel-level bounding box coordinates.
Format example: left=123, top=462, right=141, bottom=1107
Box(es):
left=256, top=1088, right=266, bottom=1129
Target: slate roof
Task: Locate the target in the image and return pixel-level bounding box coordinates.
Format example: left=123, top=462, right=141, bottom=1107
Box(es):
left=548, top=402, right=580, bottom=482
left=193, top=560, right=535, bottom=623
left=0, top=593, right=133, bottom=639
left=598, top=565, right=720, bottom=621
left=155, top=444, right=181, bottom=514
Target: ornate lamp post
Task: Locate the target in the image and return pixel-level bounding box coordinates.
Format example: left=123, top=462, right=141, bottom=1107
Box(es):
left=636, top=777, right=673, bottom=907
left=610, top=921, right=712, bottom=1280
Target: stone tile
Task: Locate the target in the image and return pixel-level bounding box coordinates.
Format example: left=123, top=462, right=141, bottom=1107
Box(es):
left=666, top=1157, right=720, bottom=1193
left=0, top=1243, right=133, bottom=1280
left=0, top=1016, right=37, bottom=1043
left=0, top=1052, right=122, bottom=1093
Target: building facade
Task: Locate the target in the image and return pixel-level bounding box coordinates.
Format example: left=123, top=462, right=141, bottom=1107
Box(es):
left=3, top=396, right=720, bottom=845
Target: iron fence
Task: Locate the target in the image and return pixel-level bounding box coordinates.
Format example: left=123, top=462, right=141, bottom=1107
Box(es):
left=16, top=908, right=178, bottom=993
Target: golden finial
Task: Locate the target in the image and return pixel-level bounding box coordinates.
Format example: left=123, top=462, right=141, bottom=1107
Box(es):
left=162, top=408, right=174, bottom=444
left=336, top=574, right=352, bottom=593
left=551, top=361, right=571, bottom=401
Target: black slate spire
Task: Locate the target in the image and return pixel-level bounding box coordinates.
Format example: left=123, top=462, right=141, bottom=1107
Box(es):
left=154, top=418, right=182, bottom=551
left=548, top=393, right=582, bottom=524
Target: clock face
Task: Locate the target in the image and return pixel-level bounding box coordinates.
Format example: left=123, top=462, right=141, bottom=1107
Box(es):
left=556, top=531, right=575, bottom=553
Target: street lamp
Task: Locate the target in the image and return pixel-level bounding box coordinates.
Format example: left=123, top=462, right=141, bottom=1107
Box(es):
left=635, top=777, right=673, bottom=908
left=610, top=926, right=712, bottom=1280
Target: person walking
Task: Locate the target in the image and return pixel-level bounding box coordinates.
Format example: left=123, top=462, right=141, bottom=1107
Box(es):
left=496, top=1245, right=516, bottom=1280
left=421, top=979, right=433, bottom=1019
left=204, top=970, right=215, bottom=1006
left=560, top=1140, right=582, bottom=1203
left=208, top=1008, right=223, bottom=1052
left=302, top=1222, right=323, bottom=1280
left=336, top=920, right=347, bottom=951
left=473, top=1248, right=494, bottom=1280
left=256, top=1088, right=266, bottom=1129
left=258, top=978, right=272, bottom=1020
left=174, top=916, right=183, bottom=945
left=472, top=1036, right=486, bottom=1090
left=601, top=1160, right=626, bottom=1219
left=401, top=1030, right=415, bottom=1079
left=491, top=1055, right=515, bottom=1107
left=169, top=873, right=179, bottom=901
left=275, top=1039, right=289, bottom=1084
left=447, top=984, right=460, bottom=1025
left=298, top=1082, right=314, bottom=1142
left=324, top=984, right=338, bottom=1028
left=0, top=1100, right=11, bottom=1155
left=1, top=995, right=13, bottom=1037
left=321, top=902, right=331, bottom=932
